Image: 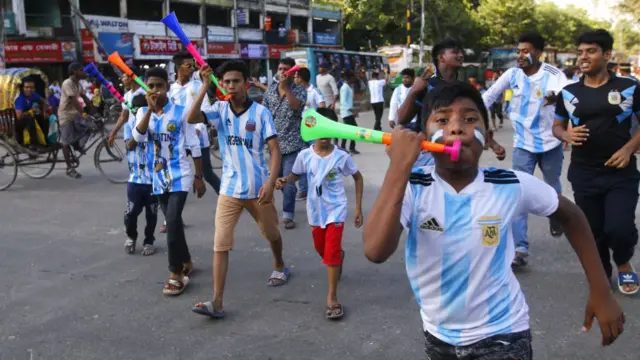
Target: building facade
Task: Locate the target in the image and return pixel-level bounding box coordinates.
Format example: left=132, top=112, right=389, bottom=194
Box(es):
left=3, top=0, right=343, bottom=81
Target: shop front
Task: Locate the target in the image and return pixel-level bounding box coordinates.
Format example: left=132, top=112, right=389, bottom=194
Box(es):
left=267, top=44, right=294, bottom=74
left=134, top=36, right=205, bottom=79
left=206, top=25, right=239, bottom=70
left=4, top=40, right=78, bottom=82
left=240, top=44, right=268, bottom=79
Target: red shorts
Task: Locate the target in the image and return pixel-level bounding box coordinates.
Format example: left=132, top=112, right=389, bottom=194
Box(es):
left=311, top=223, right=344, bottom=266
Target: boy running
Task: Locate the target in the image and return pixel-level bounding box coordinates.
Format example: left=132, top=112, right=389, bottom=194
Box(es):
left=275, top=107, right=364, bottom=320
left=188, top=61, right=287, bottom=318
left=364, top=81, right=625, bottom=358
left=132, top=67, right=206, bottom=296
left=123, top=94, right=157, bottom=256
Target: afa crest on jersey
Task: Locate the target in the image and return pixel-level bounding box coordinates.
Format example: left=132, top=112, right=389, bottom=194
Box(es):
left=479, top=216, right=501, bottom=247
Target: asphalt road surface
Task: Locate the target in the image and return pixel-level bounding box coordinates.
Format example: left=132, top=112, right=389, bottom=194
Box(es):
left=1, top=110, right=639, bottom=360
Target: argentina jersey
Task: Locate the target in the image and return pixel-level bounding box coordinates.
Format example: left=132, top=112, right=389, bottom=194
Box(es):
left=292, top=147, right=359, bottom=228
left=134, top=102, right=201, bottom=195
left=203, top=100, right=277, bottom=199
left=123, top=88, right=146, bottom=122
left=400, top=166, right=559, bottom=346
left=169, top=79, right=210, bottom=108
left=389, top=85, right=416, bottom=123
left=123, top=117, right=153, bottom=185
left=483, top=63, right=568, bottom=153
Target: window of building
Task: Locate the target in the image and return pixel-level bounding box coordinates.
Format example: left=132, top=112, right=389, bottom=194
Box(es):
left=127, top=0, right=163, bottom=21
left=206, top=6, right=231, bottom=27
left=170, top=2, right=201, bottom=25
left=79, top=0, right=120, bottom=17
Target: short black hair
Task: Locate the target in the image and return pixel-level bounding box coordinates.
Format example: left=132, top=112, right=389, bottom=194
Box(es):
left=131, top=94, right=147, bottom=108
left=316, top=107, right=338, bottom=121
left=432, top=39, right=463, bottom=68
left=22, top=77, right=36, bottom=86
left=279, top=57, right=296, bottom=67
left=371, top=71, right=379, bottom=79
left=217, top=60, right=249, bottom=80
left=128, top=66, right=143, bottom=78
left=518, top=32, right=545, bottom=51
left=577, top=29, right=614, bottom=53
left=297, top=67, right=311, bottom=82
left=172, top=51, right=193, bottom=66
left=421, top=81, right=489, bottom=134
left=145, top=67, right=169, bottom=83
left=401, top=68, right=415, bottom=77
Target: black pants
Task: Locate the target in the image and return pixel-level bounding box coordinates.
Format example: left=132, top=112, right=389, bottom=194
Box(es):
left=125, top=183, right=158, bottom=245
left=424, top=330, right=532, bottom=360
left=570, top=167, right=639, bottom=278
left=490, top=103, right=503, bottom=124
left=372, top=102, right=384, bottom=130
left=158, top=191, right=191, bottom=274
left=200, top=147, right=221, bottom=194
left=341, top=115, right=358, bottom=151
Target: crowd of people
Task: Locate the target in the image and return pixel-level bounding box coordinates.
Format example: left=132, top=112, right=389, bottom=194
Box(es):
left=11, top=25, right=634, bottom=358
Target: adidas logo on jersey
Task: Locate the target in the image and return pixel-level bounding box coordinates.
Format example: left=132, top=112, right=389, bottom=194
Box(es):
left=420, top=217, right=444, bottom=232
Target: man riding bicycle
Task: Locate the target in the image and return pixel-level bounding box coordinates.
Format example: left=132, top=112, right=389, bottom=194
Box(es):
left=57, top=62, right=96, bottom=179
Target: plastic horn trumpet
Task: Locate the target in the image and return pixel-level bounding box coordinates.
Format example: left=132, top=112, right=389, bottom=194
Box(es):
left=161, top=12, right=231, bottom=101
left=107, top=52, right=150, bottom=92
left=84, top=63, right=134, bottom=112
left=300, top=109, right=461, bottom=161
left=284, top=64, right=301, bottom=76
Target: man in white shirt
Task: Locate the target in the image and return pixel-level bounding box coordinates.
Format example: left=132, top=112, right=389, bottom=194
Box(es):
left=368, top=68, right=389, bottom=130
left=316, top=61, right=339, bottom=110
left=389, top=68, right=417, bottom=128
left=483, top=33, right=569, bottom=267
left=295, top=67, right=326, bottom=113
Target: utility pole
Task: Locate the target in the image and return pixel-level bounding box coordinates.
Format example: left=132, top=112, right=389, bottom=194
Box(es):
left=419, top=0, right=425, bottom=68
left=0, top=0, right=6, bottom=71
left=406, top=0, right=411, bottom=48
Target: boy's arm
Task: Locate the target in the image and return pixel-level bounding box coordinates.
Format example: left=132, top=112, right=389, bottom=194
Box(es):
left=482, top=69, right=512, bottom=109
left=517, top=172, right=624, bottom=346
left=188, top=81, right=210, bottom=124
left=363, top=128, right=423, bottom=263
left=133, top=106, right=151, bottom=143
left=352, top=170, right=364, bottom=213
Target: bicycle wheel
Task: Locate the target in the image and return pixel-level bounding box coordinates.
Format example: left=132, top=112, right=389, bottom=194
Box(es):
left=94, top=140, right=128, bottom=184
left=19, top=149, right=58, bottom=179
left=0, top=141, right=18, bottom=191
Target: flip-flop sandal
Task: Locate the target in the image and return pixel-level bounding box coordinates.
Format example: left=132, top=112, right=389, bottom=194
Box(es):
left=511, top=256, right=528, bottom=269
left=163, top=276, right=189, bottom=296
left=141, top=244, right=155, bottom=256
left=618, top=267, right=639, bottom=295
left=192, top=301, right=226, bottom=319
left=267, top=267, right=290, bottom=287
left=549, top=219, right=563, bottom=238
left=124, top=239, right=136, bottom=254
left=66, top=169, right=82, bottom=179
left=326, top=303, right=344, bottom=320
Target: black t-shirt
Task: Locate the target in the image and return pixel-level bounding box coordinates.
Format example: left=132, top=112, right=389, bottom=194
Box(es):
left=555, top=72, right=640, bottom=174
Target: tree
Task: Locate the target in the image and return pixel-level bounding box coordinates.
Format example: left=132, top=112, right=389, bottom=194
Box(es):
left=612, top=19, right=640, bottom=54
left=472, top=0, right=537, bottom=47
left=617, top=0, right=640, bottom=21
left=534, top=3, right=610, bottom=50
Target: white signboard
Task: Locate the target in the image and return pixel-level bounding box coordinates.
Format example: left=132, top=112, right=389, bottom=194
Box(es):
left=83, top=15, right=129, bottom=33
left=207, top=26, right=234, bottom=43
left=128, top=20, right=166, bottom=36
left=238, top=28, right=263, bottom=42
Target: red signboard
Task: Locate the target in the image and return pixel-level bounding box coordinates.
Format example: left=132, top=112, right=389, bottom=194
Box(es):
left=207, top=43, right=238, bottom=57
left=139, top=37, right=204, bottom=56
left=5, top=40, right=77, bottom=63
left=81, top=29, right=96, bottom=63
left=268, top=45, right=293, bottom=59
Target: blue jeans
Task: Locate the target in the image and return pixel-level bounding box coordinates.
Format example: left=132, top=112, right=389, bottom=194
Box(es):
left=280, top=151, right=301, bottom=220
left=512, top=145, right=564, bottom=255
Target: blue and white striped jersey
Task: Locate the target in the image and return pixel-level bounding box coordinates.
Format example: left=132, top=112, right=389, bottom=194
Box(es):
left=133, top=102, right=201, bottom=195
left=389, top=84, right=416, bottom=123
left=123, top=87, right=145, bottom=122
left=292, top=146, right=359, bottom=228
left=203, top=100, right=277, bottom=199
left=169, top=79, right=211, bottom=109
left=123, top=117, right=153, bottom=185
left=400, top=166, right=559, bottom=346
left=483, top=63, right=568, bottom=153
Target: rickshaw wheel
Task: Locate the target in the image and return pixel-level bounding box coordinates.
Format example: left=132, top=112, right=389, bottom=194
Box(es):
left=0, top=141, right=18, bottom=191
left=19, top=149, right=58, bottom=179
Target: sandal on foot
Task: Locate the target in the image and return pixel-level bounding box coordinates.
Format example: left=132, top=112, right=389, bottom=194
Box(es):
left=182, top=262, right=194, bottom=278
left=141, top=244, right=155, bottom=256
left=163, top=276, right=189, bottom=296
left=124, top=239, right=136, bottom=254
left=66, top=169, right=82, bottom=179
left=192, top=301, right=226, bottom=319
left=549, top=219, right=564, bottom=238
left=511, top=255, right=528, bottom=269
left=267, top=267, right=290, bottom=287
left=283, top=219, right=296, bottom=230
left=326, top=303, right=344, bottom=320
left=618, top=268, right=639, bottom=295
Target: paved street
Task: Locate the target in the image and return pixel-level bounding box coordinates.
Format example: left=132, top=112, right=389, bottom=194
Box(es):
left=1, top=110, right=639, bottom=360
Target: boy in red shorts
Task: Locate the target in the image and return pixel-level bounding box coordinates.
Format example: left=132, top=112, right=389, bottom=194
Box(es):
left=276, top=107, right=364, bottom=319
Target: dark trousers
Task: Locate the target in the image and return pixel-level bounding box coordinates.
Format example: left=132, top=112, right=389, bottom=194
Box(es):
left=124, top=183, right=158, bottom=245
left=341, top=115, right=358, bottom=151
left=424, top=330, right=532, bottom=360
left=158, top=191, right=191, bottom=274
left=200, top=147, right=221, bottom=194
left=490, top=103, right=503, bottom=124
left=570, top=167, right=639, bottom=278
left=372, top=102, right=384, bottom=130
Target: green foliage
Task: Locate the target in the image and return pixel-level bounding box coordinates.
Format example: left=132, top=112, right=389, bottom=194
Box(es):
left=472, top=0, right=537, bottom=47
left=617, top=0, right=640, bottom=21
left=534, top=2, right=610, bottom=50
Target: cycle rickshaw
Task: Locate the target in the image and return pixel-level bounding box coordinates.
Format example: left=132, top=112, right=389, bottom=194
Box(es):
left=0, top=68, right=129, bottom=191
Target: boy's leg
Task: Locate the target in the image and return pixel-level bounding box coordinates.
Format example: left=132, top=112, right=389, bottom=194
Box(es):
left=143, top=190, right=158, bottom=246
left=373, top=102, right=383, bottom=130
left=201, top=146, right=221, bottom=195
left=604, top=177, right=639, bottom=293
left=212, top=195, right=245, bottom=311
left=124, top=183, right=144, bottom=253
left=460, top=330, right=533, bottom=360
left=538, top=145, right=564, bottom=237
left=324, top=223, right=344, bottom=318
left=573, top=188, right=609, bottom=278
left=164, top=191, right=190, bottom=275
left=280, top=151, right=299, bottom=228
left=343, top=115, right=359, bottom=152
left=245, top=199, right=287, bottom=284
left=511, top=148, right=537, bottom=261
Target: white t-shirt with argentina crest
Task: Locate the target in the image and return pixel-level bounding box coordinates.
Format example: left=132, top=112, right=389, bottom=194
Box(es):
left=133, top=102, right=201, bottom=195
